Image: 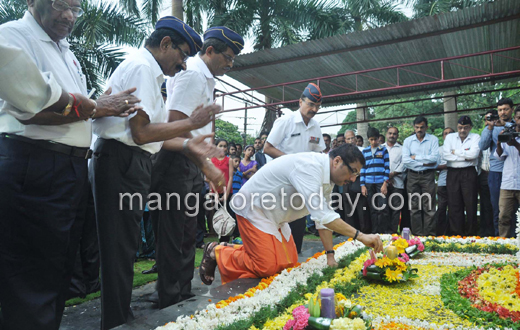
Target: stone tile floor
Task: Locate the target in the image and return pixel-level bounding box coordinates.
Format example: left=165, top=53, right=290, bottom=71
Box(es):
left=59, top=238, right=348, bottom=330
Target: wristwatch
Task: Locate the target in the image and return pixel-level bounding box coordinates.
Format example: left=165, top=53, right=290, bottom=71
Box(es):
left=54, top=94, right=74, bottom=116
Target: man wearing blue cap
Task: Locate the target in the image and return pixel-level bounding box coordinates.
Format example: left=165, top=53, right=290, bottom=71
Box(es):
left=150, top=25, right=244, bottom=308
left=91, top=16, right=220, bottom=329
left=264, top=83, right=327, bottom=253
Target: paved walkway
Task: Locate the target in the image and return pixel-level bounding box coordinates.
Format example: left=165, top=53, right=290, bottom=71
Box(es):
left=59, top=238, right=348, bottom=330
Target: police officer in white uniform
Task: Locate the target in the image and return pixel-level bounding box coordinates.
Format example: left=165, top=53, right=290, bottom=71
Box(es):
left=264, top=83, right=326, bottom=253
left=0, top=1, right=141, bottom=329
left=90, top=17, right=219, bottom=329
left=150, top=26, right=244, bottom=309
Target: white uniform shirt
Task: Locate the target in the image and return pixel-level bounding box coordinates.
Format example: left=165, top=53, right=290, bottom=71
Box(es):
left=383, top=142, right=406, bottom=189
left=443, top=132, right=481, bottom=168
left=0, top=12, right=90, bottom=147
left=166, top=55, right=214, bottom=138
left=230, top=153, right=339, bottom=242
left=438, top=145, right=448, bottom=187
left=93, top=48, right=166, bottom=154
left=494, top=138, right=520, bottom=191
left=267, top=110, right=326, bottom=154
left=0, top=35, right=62, bottom=117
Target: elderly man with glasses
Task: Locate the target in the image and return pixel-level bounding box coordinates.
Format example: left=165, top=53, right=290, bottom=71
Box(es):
left=199, top=144, right=383, bottom=285
left=264, top=83, right=327, bottom=254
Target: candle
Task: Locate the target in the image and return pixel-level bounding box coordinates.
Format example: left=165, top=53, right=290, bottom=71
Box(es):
left=386, top=246, right=398, bottom=259
left=402, top=228, right=411, bottom=240
left=320, top=288, right=336, bottom=319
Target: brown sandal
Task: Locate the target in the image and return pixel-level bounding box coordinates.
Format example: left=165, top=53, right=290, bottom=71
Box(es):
left=199, top=242, right=218, bottom=285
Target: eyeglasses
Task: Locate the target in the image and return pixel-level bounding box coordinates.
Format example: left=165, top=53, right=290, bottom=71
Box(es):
left=344, top=162, right=360, bottom=177
left=219, top=52, right=235, bottom=63
left=303, top=100, right=321, bottom=110
left=51, top=0, right=84, bottom=18
left=173, top=45, right=189, bottom=62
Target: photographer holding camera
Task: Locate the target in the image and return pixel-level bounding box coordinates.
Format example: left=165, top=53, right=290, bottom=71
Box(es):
left=479, top=98, right=514, bottom=235
left=495, top=106, right=520, bottom=237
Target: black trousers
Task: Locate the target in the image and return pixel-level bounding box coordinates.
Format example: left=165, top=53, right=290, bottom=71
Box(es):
left=343, top=185, right=371, bottom=234
left=387, top=186, right=405, bottom=234
left=406, top=171, right=436, bottom=236
left=478, top=170, right=494, bottom=237
left=436, top=186, right=449, bottom=236
left=289, top=217, right=306, bottom=254
left=68, top=184, right=100, bottom=299
left=0, top=137, right=88, bottom=330
left=366, top=183, right=390, bottom=234
left=446, top=167, right=478, bottom=236
left=90, top=138, right=152, bottom=330
left=150, top=150, right=202, bottom=308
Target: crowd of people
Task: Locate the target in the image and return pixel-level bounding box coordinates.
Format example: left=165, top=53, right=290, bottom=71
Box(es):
left=315, top=99, right=519, bottom=241
left=0, top=2, right=518, bottom=330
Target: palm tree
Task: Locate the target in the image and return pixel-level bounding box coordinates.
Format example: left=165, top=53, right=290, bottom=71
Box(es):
left=407, top=0, right=494, bottom=18
left=0, top=0, right=148, bottom=94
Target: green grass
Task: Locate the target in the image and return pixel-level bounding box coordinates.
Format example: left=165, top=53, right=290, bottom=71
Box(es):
left=65, top=235, right=320, bottom=306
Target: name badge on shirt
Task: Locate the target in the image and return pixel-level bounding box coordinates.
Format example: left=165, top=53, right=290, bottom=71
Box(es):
left=375, top=152, right=384, bottom=158
left=309, top=136, right=320, bottom=144
left=291, top=133, right=301, bottom=137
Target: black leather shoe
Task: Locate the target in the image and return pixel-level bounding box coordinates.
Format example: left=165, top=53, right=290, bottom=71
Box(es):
left=142, top=263, right=157, bottom=274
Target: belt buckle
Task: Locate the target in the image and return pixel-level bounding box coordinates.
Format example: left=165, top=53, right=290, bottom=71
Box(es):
left=85, top=149, right=93, bottom=159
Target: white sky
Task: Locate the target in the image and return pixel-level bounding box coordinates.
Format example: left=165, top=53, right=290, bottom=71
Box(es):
left=118, top=1, right=415, bottom=138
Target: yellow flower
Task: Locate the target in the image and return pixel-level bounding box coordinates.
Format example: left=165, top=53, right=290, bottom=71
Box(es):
left=393, top=238, right=409, bottom=254
left=375, top=257, right=392, bottom=268
left=385, top=268, right=402, bottom=283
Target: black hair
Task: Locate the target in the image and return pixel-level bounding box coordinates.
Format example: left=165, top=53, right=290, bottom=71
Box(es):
left=228, top=142, right=236, bottom=148
left=356, top=135, right=364, bottom=142
left=214, top=138, right=228, bottom=146
left=260, top=132, right=269, bottom=137
left=515, top=105, right=520, bottom=114
left=145, top=28, right=187, bottom=49
left=337, top=135, right=345, bottom=140
left=413, top=116, right=428, bottom=126
left=379, top=135, right=385, bottom=142
left=236, top=143, right=242, bottom=148
left=200, top=38, right=229, bottom=55
left=443, top=127, right=455, bottom=133
left=323, top=133, right=331, bottom=140
left=367, top=127, right=380, bottom=139
left=329, top=144, right=365, bottom=168
left=497, top=98, right=514, bottom=108
left=255, top=137, right=261, bottom=141
left=230, top=155, right=241, bottom=161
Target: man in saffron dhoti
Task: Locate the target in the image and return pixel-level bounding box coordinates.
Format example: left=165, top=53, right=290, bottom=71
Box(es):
left=199, top=144, right=384, bottom=284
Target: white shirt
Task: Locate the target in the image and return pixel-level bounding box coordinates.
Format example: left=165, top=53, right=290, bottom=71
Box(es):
left=443, top=132, right=480, bottom=168
left=438, top=145, right=447, bottom=187
left=166, top=55, right=214, bottom=138
left=0, top=35, right=62, bottom=117
left=383, top=142, right=406, bottom=189
left=0, top=12, right=90, bottom=147
left=230, top=153, right=339, bottom=242
left=267, top=110, right=326, bottom=154
left=93, top=49, right=166, bottom=154
left=494, top=138, right=520, bottom=190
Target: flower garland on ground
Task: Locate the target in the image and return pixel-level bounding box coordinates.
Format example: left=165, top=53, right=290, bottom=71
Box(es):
left=156, top=235, right=518, bottom=330
left=441, top=264, right=520, bottom=329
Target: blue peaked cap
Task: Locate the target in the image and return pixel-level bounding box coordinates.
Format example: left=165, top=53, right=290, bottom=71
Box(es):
left=155, top=16, right=202, bottom=56
left=302, top=83, right=322, bottom=103
left=204, top=26, right=244, bottom=55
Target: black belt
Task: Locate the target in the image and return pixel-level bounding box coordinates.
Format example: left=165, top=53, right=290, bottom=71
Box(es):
left=448, top=166, right=475, bottom=170
left=0, top=133, right=92, bottom=159
left=99, top=138, right=152, bottom=158
left=409, top=169, right=433, bottom=175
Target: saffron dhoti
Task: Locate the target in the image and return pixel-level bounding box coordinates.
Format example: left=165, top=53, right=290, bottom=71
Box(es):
left=215, top=215, right=299, bottom=284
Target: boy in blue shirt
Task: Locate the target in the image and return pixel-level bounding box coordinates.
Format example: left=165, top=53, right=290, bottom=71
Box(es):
left=361, top=127, right=390, bottom=234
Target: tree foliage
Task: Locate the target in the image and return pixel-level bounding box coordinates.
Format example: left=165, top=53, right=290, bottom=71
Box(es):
left=336, top=82, right=520, bottom=144
left=215, top=119, right=256, bottom=146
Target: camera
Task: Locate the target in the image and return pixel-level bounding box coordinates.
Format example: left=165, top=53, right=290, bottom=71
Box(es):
left=498, top=121, right=520, bottom=143
left=485, top=110, right=500, bottom=122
